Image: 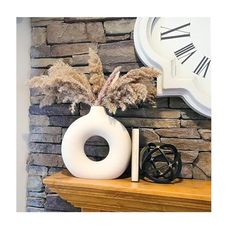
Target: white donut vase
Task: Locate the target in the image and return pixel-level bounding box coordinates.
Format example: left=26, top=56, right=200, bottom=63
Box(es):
left=61, top=106, right=132, bottom=179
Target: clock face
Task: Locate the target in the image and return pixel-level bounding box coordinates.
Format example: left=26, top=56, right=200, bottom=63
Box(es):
left=152, top=18, right=211, bottom=80
left=134, top=17, right=211, bottom=117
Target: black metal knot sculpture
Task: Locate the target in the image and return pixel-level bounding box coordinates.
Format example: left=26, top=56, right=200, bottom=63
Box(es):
left=140, top=143, right=182, bottom=184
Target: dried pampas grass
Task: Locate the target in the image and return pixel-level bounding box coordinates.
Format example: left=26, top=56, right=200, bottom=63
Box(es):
left=29, top=48, right=160, bottom=114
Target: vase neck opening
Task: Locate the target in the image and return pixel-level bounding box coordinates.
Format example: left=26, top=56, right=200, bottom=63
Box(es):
left=89, top=106, right=106, bottom=115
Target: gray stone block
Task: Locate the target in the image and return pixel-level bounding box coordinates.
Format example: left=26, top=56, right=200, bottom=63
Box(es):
left=103, top=62, right=143, bottom=73
left=61, top=128, right=67, bottom=138
left=51, top=43, right=97, bottom=57
left=30, top=96, right=44, bottom=105
left=31, top=27, right=46, bottom=46
left=31, top=18, right=63, bottom=27
left=29, top=133, right=61, bottom=143
left=27, top=176, right=43, bottom=191
left=31, top=58, right=72, bottom=68
left=71, top=54, right=89, bottom=66
left=30, top=87, right=43, bottom=96
left=28, top=165, right=48, bottom=177
left=30, top=126, right=62, bottom=135
left=29, top=143, right=61, bottom=154
left=106, top=34, right=130, bottom=42
left=47, top=23, right=88, bottom=43
left=26, top=207, right=45, bottom=212
left=27, top=197, right=45, bottom=208
left=31, top=45, right=51, bottom=58
left=104, top=19, right=136, bottom=35
left=29, top=153, right=64, bottom=167
left=27, top=191, right=46, bottom=198
left=98, top=41, right=138, bottom=64
left=87, top=22, right=106, bottom=43
left=48, top=167, right=64, bottom=175
left=29, top=115, right=49, bottom=126
left=64, top=17, right=119, bottom=22
left=30, top=69, right=47, bottom=78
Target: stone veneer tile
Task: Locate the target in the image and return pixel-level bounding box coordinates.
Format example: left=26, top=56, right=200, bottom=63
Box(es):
left=27, top=176, right=43, bottom=191
left=198, top=129, right=211, bottom=141
left=98, top=41, right=138, bottom=64
left=29, top=153, right=64, bottom=167
left=118, top=118, right=180, bottom=128
left=47, top=23, right=88, bottom=44
left=31, top=45, right=51, bottom=58
left=29, top=143, right=61, bottom=154
left=181, top=120, right=211, bottom=129
left=51, top=43, right=97, bottom=57
left=156, top=128, right=200, bottom=139
left=161, top=138, right=211, bottom=151
left=30, top=126, right=62, bottom=135
left=104, top=19, right=136, bottom=35
left=195, top=152, right=211, bottom=177
left=29, top=104, right=79, bottom=116
left=29, top=115, right=49, bottom=126
left=31, top=27, right=47, bottom=46
left=45, top=194, right=80, bottom=212
left=27, top=165, right=48, bottom=177
left=27, top=197, right=45, bottom=208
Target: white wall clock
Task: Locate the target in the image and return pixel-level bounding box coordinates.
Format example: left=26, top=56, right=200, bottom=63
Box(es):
left=134, top=17, right=211, bottom=117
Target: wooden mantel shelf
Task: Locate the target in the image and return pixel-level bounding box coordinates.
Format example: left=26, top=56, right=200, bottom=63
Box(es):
left=43, top=170, right=211, bottom=212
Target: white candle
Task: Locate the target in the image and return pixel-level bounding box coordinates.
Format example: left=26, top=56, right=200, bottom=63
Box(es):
left=131, top=128, right=140, bottom=182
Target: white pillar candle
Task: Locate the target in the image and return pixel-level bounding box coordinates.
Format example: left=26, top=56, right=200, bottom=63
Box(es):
left=131, top=128, right=140, bottom=182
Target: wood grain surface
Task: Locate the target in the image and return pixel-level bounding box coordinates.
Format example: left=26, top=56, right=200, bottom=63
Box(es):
left=43, top=170, right=211, bottom=212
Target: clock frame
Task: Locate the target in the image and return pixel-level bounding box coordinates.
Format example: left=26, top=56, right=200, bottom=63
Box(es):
left=134, top=17, right=211, bottom=118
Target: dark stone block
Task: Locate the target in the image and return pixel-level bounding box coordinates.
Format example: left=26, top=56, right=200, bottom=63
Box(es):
left=29, top=104, right=79, bottom=116
left=181, top=109, right=208, bottom=120
left=84, top=145, right=109, bottom=158
left=45, top=194, right=81, bottom=212
left=49, top=116, right=79, bottom=127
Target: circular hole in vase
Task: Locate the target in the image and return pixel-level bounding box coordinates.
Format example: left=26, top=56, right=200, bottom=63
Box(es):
left=84, top=136, right=110, bottom=161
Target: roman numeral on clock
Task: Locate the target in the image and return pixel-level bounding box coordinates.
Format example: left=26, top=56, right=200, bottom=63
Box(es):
left=194, top=56, right=211, bottom=78
left=174, top=43, right=197, bottom=64
left=161, top=23, right=190, bottom=40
